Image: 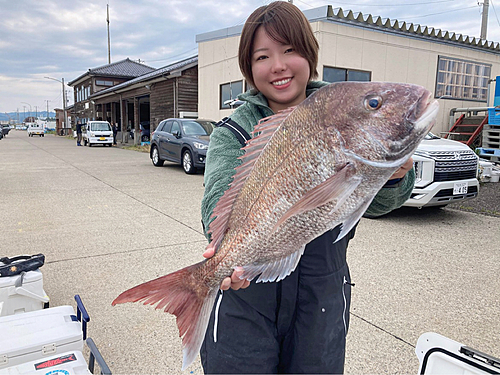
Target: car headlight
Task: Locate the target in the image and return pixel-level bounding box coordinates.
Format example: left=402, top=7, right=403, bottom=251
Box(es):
left=193, top=142, right=208, bottom=150
left=90, top=132, right=95, bottom=137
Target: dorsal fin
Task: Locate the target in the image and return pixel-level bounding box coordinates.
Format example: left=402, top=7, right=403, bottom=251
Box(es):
left=207, top=107, right=296, bottom=251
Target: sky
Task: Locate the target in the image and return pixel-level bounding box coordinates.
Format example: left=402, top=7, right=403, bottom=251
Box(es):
left=1, top=0, right=499, bottom=118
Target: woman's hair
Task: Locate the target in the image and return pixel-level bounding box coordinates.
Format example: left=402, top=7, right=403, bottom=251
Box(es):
left=238, top=1, right=319, bottom=89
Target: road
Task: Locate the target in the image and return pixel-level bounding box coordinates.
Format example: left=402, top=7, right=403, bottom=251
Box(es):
left=1, top=130, right=499, bottom=374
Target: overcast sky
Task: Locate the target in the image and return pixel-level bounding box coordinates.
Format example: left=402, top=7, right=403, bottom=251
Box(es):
left=1, top=0, right=499, bottom=117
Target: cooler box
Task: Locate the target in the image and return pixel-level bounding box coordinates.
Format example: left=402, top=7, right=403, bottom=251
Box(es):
left=416, top=332, right=500, bottom=374
left=0, top=306, right=83, bottom=369
left=1, top=351, right=91, bottom=375
left=0, top=269, right=49, bottom=316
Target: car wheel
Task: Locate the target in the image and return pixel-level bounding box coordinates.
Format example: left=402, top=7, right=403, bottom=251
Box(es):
left=182, top=150, right=196, bottom=174
left=88, top=141, right=92, bottom=147
left=151, top=145, right=164, bottom=167
left=84, top=139, right=87, bottom=146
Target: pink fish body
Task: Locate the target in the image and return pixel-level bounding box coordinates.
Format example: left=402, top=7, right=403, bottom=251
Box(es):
left=113, top=82, right=439, bottom=370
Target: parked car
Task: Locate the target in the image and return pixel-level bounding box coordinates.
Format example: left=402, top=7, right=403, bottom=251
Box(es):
left=150, top=118, right=216, bottom=174
left=129, top=121, right=151, bottom=142
left=1, top=125, right=11, bottom=136
left=82, top=121, right=113, bottom=147
left=27, top=124, right=45, bottom=137
left=403, top=132, right=479, bottom=208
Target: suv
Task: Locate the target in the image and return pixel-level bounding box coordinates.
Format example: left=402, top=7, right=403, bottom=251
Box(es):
left=150, top=118, right=216, bottom=174
left=403, top=133, right=479, bottom=208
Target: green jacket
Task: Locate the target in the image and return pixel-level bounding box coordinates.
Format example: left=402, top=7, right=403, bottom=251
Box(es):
left=201, top=81, right=415, bottom=238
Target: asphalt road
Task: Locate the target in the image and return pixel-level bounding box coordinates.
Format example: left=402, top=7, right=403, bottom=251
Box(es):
left=1, top=131, right=499, bottom=374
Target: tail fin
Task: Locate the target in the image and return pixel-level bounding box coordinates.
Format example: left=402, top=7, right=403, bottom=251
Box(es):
left=112, top=261, right=218, bottom=370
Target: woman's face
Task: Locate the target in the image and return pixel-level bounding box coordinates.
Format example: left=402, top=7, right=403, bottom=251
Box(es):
left=251, top=26, right=310, bottom=113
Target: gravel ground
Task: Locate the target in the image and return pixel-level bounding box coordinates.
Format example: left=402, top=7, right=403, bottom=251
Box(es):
left=448, top=181, right=500, bottom=217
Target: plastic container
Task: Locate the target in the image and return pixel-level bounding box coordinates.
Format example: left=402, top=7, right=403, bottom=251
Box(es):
left=0, top=306, right=83, bottom=369
left=490, top=170, right=500, bottom=182
left=416, top=332, right=500, bottom=374
left=0, top=270, right=49, bottom=316
left=1, top=351, right=91, bottom=375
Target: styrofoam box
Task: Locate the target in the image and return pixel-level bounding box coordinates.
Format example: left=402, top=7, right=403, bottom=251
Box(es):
left=0, top=270, right=49, bottom=317
left=2, top=351, right=91, bottom=375
left=0, top=306, right=83, bottom=369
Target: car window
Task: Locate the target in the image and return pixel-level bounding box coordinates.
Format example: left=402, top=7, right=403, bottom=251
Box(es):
left=91, top=123, right=111, bottom=131
left=182, top=121, right=214, bottom=136
left=171, top=121, right=180, bottom=135
left=162, top=121, right=173, bottom=133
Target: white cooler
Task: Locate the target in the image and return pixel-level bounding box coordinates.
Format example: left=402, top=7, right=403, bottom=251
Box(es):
left=1, top=351, right=91, bottom=375
left=0, top=270, right=49, bottom=316
left=0, top=306, right=83, bottom=369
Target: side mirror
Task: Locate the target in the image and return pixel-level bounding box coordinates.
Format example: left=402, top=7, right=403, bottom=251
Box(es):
left=173, top=130, right=181, bottom=138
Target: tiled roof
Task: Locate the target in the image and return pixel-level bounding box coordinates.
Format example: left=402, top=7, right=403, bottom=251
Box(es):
left=310, top=6, right=500, bottom=51
left=68, top=58, right=156, bottom=85
left=89, top=58, right=155, bottom=77
left=91, top=56, right=198, bottom=98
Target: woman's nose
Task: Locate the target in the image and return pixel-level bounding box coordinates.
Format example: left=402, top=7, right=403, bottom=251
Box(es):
left=271, top=57, right=286, bottom=73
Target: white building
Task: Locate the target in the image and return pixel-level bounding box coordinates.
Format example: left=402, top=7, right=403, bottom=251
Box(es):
left=196, top=5, right=500, bottom=135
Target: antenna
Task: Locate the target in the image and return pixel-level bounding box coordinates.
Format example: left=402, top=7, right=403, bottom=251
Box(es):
left=107, top=3, right=111, bottom=63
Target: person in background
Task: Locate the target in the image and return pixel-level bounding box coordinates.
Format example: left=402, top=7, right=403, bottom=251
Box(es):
left=112, top=122, right=118, bottom=145
left=76, top=120, right=82, bottom=146
left=200, top=2, right=415, bottom=374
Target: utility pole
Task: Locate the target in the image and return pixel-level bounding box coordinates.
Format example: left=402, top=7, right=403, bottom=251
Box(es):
left=481, top=0, right=489, bottom=40
left=107, top=3, right=111, bottom=64
left=45, top=100, right=50, bottom=120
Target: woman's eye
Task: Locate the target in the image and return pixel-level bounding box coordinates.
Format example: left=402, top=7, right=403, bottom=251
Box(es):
left=256, top=55, right=267, bottom=61
left=285, top=48, right=294, bottom=53
left=364, top=95, right=383, bottom=110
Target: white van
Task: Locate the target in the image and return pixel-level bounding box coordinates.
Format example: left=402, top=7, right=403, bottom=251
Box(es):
left=83, top=121, right=113, bottom=147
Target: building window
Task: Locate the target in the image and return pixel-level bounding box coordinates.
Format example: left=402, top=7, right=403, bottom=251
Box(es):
left=220, top=81, right=244, bottom=109
left=436, top=56, right=491, bottom=102
left=323, top=66, right=371, bottom=83
left=96, top=80, right=114, bottom=86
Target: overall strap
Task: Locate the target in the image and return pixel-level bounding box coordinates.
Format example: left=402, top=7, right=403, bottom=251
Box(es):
left=216, top=117, right=251, bottom=147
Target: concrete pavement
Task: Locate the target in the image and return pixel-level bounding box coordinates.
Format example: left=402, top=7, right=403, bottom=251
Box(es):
left=1, top=130, right=499, bottom=374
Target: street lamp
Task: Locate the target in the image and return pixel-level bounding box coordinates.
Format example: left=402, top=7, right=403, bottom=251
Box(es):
left=21, top=101, right=32, bottom=121
left=44, top=76, right=67, bottom=133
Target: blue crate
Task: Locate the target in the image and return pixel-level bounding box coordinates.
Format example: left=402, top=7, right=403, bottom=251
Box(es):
left=488, top=108, right=500, bottom=125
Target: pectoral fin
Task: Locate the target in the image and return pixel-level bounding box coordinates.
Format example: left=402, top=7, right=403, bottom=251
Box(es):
left=273, top=164, right=361, bottom=232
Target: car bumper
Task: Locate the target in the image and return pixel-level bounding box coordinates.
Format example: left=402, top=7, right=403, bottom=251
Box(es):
left=193, top=150, right=207, bottom=168
left=403, top=178, right=480, bottom=208
left=87, top=136, right=113, bottom=144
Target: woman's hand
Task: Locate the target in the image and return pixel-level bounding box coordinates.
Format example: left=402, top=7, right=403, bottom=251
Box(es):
left=203, top=244, right=251, bottom=291
left=390, top=157, right=414, bottom=179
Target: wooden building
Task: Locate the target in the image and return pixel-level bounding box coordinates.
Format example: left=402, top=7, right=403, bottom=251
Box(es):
left=89, top=56, right=199, bottom=144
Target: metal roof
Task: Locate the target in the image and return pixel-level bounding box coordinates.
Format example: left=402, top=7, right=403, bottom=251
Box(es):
left=68, top=58, right=156, bottom=86
left=90, top=55, right=198, bottom=99
left=196, top=5, right=500, bottom=53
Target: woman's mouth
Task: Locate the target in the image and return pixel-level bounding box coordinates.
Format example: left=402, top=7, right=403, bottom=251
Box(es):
left=272, top=78, right=292, bottom=87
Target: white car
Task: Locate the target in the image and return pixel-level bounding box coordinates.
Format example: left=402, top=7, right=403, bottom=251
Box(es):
left=404, top=133, right=479, bottom=208
left=83, top=121, right=113, bottom=147
left=27, top=124, right=45, bottom=137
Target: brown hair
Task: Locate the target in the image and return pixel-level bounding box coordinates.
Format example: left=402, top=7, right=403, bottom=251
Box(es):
left=238, top=1, right=319, bottom=89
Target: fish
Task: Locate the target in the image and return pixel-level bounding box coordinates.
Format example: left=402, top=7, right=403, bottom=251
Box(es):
left=112, top=81, right=439, bottom=370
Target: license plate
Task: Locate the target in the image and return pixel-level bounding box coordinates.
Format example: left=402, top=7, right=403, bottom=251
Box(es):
left=453, top=182, right=468, bottom=195
left=99, top=137, right=105, bottom=141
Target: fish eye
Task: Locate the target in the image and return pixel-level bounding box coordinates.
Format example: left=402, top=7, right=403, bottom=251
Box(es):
left=364, top=95, right=383, bottom=111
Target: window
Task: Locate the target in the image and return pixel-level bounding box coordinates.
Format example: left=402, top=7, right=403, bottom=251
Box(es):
left=96, top=80, right=114, bottom=86
left=220, top=81, right=244, bottom=109
left=435, top=56, right=491, bottom=102
left=171, top=121, right=180, bottom=135
left=323, top=66, right=371, bottom=83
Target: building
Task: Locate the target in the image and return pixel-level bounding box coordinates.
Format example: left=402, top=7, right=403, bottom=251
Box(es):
left=196, top=5, right=500, bottom=135
left=68, top=58, right=155, bottom=128
left=88, top=56, right=199, bottom=144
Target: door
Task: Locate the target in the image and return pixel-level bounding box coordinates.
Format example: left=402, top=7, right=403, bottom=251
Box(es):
left=164, top=120, right=182, bottom=162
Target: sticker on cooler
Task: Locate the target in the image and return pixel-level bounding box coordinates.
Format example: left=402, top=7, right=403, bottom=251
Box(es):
left=453, top=182, right=468, bottom=195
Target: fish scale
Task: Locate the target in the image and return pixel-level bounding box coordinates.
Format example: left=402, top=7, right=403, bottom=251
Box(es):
left=113, top=81, right=439, bottom=370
